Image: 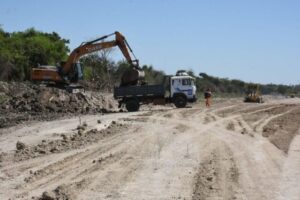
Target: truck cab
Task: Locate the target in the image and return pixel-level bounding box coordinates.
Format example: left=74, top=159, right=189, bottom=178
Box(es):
left=168, top=75, right=197, bottom=108
left=170, top=76, right=196, bottom=101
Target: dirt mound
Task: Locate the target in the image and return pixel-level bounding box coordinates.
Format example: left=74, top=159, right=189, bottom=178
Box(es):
left=39, top=184, right=76, bottom=200
left=0, top=81, right=117, bottom=128
left=37, top=178, right=91, bottom=200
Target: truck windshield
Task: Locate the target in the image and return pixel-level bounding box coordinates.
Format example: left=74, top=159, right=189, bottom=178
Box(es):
left=182, top=79, right=195, bottom=86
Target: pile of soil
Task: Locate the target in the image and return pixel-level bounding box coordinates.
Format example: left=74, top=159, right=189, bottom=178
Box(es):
left=0, top=82, right=117, bottom=128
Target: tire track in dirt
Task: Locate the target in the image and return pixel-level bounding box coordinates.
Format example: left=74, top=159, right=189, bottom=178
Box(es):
left=76, top=115, right=189, bottom=199
left=277, top=132, right=300, bottom=200
left=215, top=103, right=296, bottom=139
left=24, top=145, right=125, bottom=194
left=202, top=102, right=292, bottom=199
left=225, top=117, right=252, bottom=136
left=1, top=118, right=154, bottom=199
left=32, top=124, right=152, bottom=199
left=241, top=104, right=293, bottom=128
left=114, top=121, right=213, bottom=199
left=73, top=138, right=150, bottom=199
left=192, top=140, right=243, bottom=200
left=203, top=113, right=217, bottom=124
left=214, top=126, right=284, bottom=200
left=3, top=126, right=136, bottom=198
left=253, top=108, right=294, bottom=134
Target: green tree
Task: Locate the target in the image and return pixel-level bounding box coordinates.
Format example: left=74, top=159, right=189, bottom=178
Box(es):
left=142, top=65, right=165, bottom=84
left=0, top=27, right=69, bottom=81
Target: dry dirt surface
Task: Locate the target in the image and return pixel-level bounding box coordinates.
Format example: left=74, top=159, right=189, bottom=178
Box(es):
left=0, top=97, right=300, bottom=200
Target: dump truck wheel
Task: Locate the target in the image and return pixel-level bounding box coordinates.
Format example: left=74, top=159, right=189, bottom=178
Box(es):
left=126, top=99, right=140, bottom=112
left=174, top=95, right=187, bottom=108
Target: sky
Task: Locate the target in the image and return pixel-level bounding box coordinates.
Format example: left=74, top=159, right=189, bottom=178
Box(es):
left=1, top=0, right=299, bottom=85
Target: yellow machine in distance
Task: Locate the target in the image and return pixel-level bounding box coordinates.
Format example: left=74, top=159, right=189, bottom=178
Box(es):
left=244, top=84, right=263, bottom=103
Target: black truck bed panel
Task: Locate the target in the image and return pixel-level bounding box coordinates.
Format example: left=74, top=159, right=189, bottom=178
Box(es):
left=114, top=85, right=165, bottom=98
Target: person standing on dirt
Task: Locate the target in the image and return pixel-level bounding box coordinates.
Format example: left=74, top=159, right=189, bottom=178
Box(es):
left=204, top=88, right=212, bottom=107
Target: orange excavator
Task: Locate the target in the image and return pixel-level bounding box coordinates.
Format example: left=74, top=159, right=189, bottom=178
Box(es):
left=31, top=31, right=144, bottom=89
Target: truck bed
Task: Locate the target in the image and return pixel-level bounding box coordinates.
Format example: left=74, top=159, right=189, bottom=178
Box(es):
left=114, top=85, right=165, bottom=98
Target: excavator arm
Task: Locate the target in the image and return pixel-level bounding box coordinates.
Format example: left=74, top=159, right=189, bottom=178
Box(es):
left=61, top=31, right=140, bottom=76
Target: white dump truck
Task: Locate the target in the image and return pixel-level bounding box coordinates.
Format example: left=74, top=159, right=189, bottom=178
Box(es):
left=114, top=71, right=197, bottom=112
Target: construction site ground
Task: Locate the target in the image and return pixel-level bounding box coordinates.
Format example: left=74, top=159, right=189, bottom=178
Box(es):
left=1, top=94, right=300, bottom=200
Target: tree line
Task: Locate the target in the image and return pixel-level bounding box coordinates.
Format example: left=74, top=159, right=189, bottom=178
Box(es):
left=0, top=27, right=299, bottom=96
left=193, top=72, right=299, bottom=97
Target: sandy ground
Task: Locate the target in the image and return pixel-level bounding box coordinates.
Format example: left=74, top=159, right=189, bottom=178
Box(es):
left=0, top=97, right=300, bottom=200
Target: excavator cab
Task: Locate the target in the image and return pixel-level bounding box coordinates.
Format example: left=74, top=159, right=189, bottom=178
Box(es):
left=56, top=62, right=83, bottom=83
left=71, top=62, right=83, bottom=82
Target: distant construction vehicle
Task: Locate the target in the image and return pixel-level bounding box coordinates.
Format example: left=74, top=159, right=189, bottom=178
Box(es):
left=114, top=70, right=197, bottom=112
left=31, top=31, right=144, bottom=91
left=289, top=93, right=296, bottom=98
left=244, top=84, right=263, bottom=103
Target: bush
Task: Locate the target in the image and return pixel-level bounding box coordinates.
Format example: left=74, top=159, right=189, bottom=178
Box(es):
left=0, top=27, right=69, bottom=81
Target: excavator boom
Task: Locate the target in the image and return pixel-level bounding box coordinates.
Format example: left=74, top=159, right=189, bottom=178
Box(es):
left=61, top=31, right=139, bottom=75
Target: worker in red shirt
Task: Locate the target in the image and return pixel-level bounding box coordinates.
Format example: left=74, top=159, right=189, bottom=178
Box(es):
left=204, top=88, right=212, bottom=107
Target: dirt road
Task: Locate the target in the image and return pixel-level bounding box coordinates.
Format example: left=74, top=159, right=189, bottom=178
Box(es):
left=0, top=98, right=300, bottom=200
